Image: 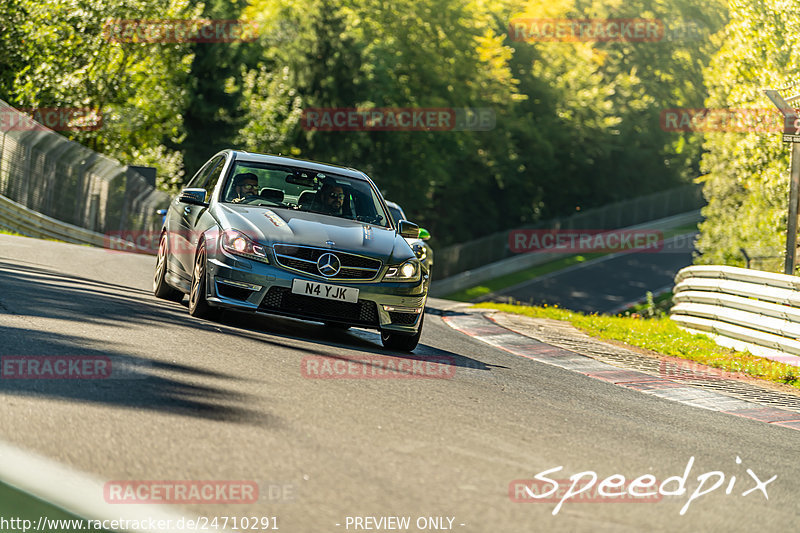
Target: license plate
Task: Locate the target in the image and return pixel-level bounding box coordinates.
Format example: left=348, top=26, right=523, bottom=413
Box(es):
left=291, top=279, right=359, bottom=303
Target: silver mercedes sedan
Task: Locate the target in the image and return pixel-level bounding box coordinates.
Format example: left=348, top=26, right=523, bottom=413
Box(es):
left=153, top=150, right=428, bottom=351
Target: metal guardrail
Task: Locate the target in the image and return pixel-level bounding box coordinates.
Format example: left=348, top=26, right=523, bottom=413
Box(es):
left=431, top=210, right=701, bottom=297
left=671, top=265, right=800, bottom=364
left=434, top=183, right=705, bottom=280
left=0, top=194, right=155, bottom=253
left=0, top=99, right=169, bottom=247
left=0, top=193, right=106, bottom=245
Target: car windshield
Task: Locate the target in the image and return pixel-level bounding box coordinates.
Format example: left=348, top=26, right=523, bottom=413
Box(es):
left=221, top=161, right=391, bottom=227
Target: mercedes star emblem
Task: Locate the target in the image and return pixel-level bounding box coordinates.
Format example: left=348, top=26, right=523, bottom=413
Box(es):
left=317, top=253, right=341, bottom=277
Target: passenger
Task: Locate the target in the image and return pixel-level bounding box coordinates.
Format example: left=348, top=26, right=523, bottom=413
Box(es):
left=318, top=182, right=346, bottom=216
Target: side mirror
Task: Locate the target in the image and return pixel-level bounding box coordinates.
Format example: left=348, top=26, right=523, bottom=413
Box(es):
left=398, top=220, right=419, bottom=239
left=418, top=227, right=431, bottom=241
left=178, top=188, right=208, bottom=207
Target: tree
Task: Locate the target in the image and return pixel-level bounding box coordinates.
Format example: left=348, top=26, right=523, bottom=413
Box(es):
left=0, top=0, right=198, bottom=192
left=695, top=0, right=800, bottom=271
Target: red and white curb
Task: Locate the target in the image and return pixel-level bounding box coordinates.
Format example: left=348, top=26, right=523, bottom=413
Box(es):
left=442, top=312, right=800, bottom=432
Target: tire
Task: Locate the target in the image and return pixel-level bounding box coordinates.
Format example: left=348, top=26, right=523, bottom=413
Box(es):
left=188, top=241, right=221, bottom=320
left=153, top=232, right=184, bottom=302
left=380, top=313, right=424, bottom=352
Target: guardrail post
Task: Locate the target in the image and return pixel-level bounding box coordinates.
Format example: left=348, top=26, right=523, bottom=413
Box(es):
left=787, top=145, right=800, bottom=274
left=765, top=86, right=800, bottom=275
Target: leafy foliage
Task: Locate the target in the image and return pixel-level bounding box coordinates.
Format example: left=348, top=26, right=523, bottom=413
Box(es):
left=695, top=0, right=800, bottom=271
left=0, top=0, right=198, bottom=192
left=0, top=0, right=736, bottom=246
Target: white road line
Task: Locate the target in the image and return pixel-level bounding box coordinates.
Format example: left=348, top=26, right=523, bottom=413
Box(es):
left=0, top=439, right=229, bottom=532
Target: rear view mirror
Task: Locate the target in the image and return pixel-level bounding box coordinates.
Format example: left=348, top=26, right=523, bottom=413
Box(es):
left=398, top=220, right=420, bottom=239
left=286, top=171, right=318, bottom=187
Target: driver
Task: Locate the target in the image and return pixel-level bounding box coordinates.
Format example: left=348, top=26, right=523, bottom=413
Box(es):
left=230, top=173, right=259, bottom=203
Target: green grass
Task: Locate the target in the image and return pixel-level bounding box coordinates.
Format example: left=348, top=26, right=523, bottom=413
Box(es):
left=0, top=482, right=113, bottom=532
left=473, top=302, right=800, bottom=390
left=0, top=228, right=86, bottom=245
left=445, top=225, right=699, bottom=302
left=625, top=290, right=675, bottom=316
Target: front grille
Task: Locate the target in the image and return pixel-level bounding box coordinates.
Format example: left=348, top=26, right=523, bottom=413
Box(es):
left=258, top=287, right=379, bottom=326
left=273, top=244, right=381, bottom=280
left=389, top=312, right=420, bottom=326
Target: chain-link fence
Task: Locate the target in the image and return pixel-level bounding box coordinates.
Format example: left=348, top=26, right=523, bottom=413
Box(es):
left=433, top=183, right=705, bottom=280
left=0, top=100, right=169, bottom=241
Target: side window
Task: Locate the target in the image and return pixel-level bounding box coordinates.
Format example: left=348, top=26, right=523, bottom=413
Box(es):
left=204, top=158, right=226, bottom=199
left=186, top=155, right=224, bottom=191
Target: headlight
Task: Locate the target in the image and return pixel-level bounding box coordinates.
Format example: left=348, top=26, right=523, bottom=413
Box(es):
left=383, top=260, right=420, bottom=281
left=221, top=229, right=269, bottom=263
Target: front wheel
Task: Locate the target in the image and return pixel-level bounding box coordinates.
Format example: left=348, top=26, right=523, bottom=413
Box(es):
left=153, top=232, right=184, bottom=302
left=380, top=313, right=424, bottom=352
left=188, top=241, right=221, bottom=320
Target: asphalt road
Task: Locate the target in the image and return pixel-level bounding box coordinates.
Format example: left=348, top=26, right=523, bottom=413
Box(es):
left=0, top=233, right=798, bottom=532
left=496, top=233, right=698, bottom=314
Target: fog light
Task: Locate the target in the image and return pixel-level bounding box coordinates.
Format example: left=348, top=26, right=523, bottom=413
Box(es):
left=381, top=305, right=423, bottom=314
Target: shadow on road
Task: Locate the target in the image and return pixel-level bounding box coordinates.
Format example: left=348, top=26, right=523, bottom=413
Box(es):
left=0, top=261, right=279, bottom=426
left=0, top=259, right=495, bottom=421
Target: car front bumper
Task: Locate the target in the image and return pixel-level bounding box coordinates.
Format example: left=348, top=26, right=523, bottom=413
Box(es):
left=205, top=250, right=427, bottom=333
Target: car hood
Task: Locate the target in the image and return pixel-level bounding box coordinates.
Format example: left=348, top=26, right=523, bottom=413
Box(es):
left=214, top=204, right=412, bottom=261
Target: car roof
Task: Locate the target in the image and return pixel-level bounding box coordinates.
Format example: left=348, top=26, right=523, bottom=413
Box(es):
left=227, top=150, right=369, bottom=181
